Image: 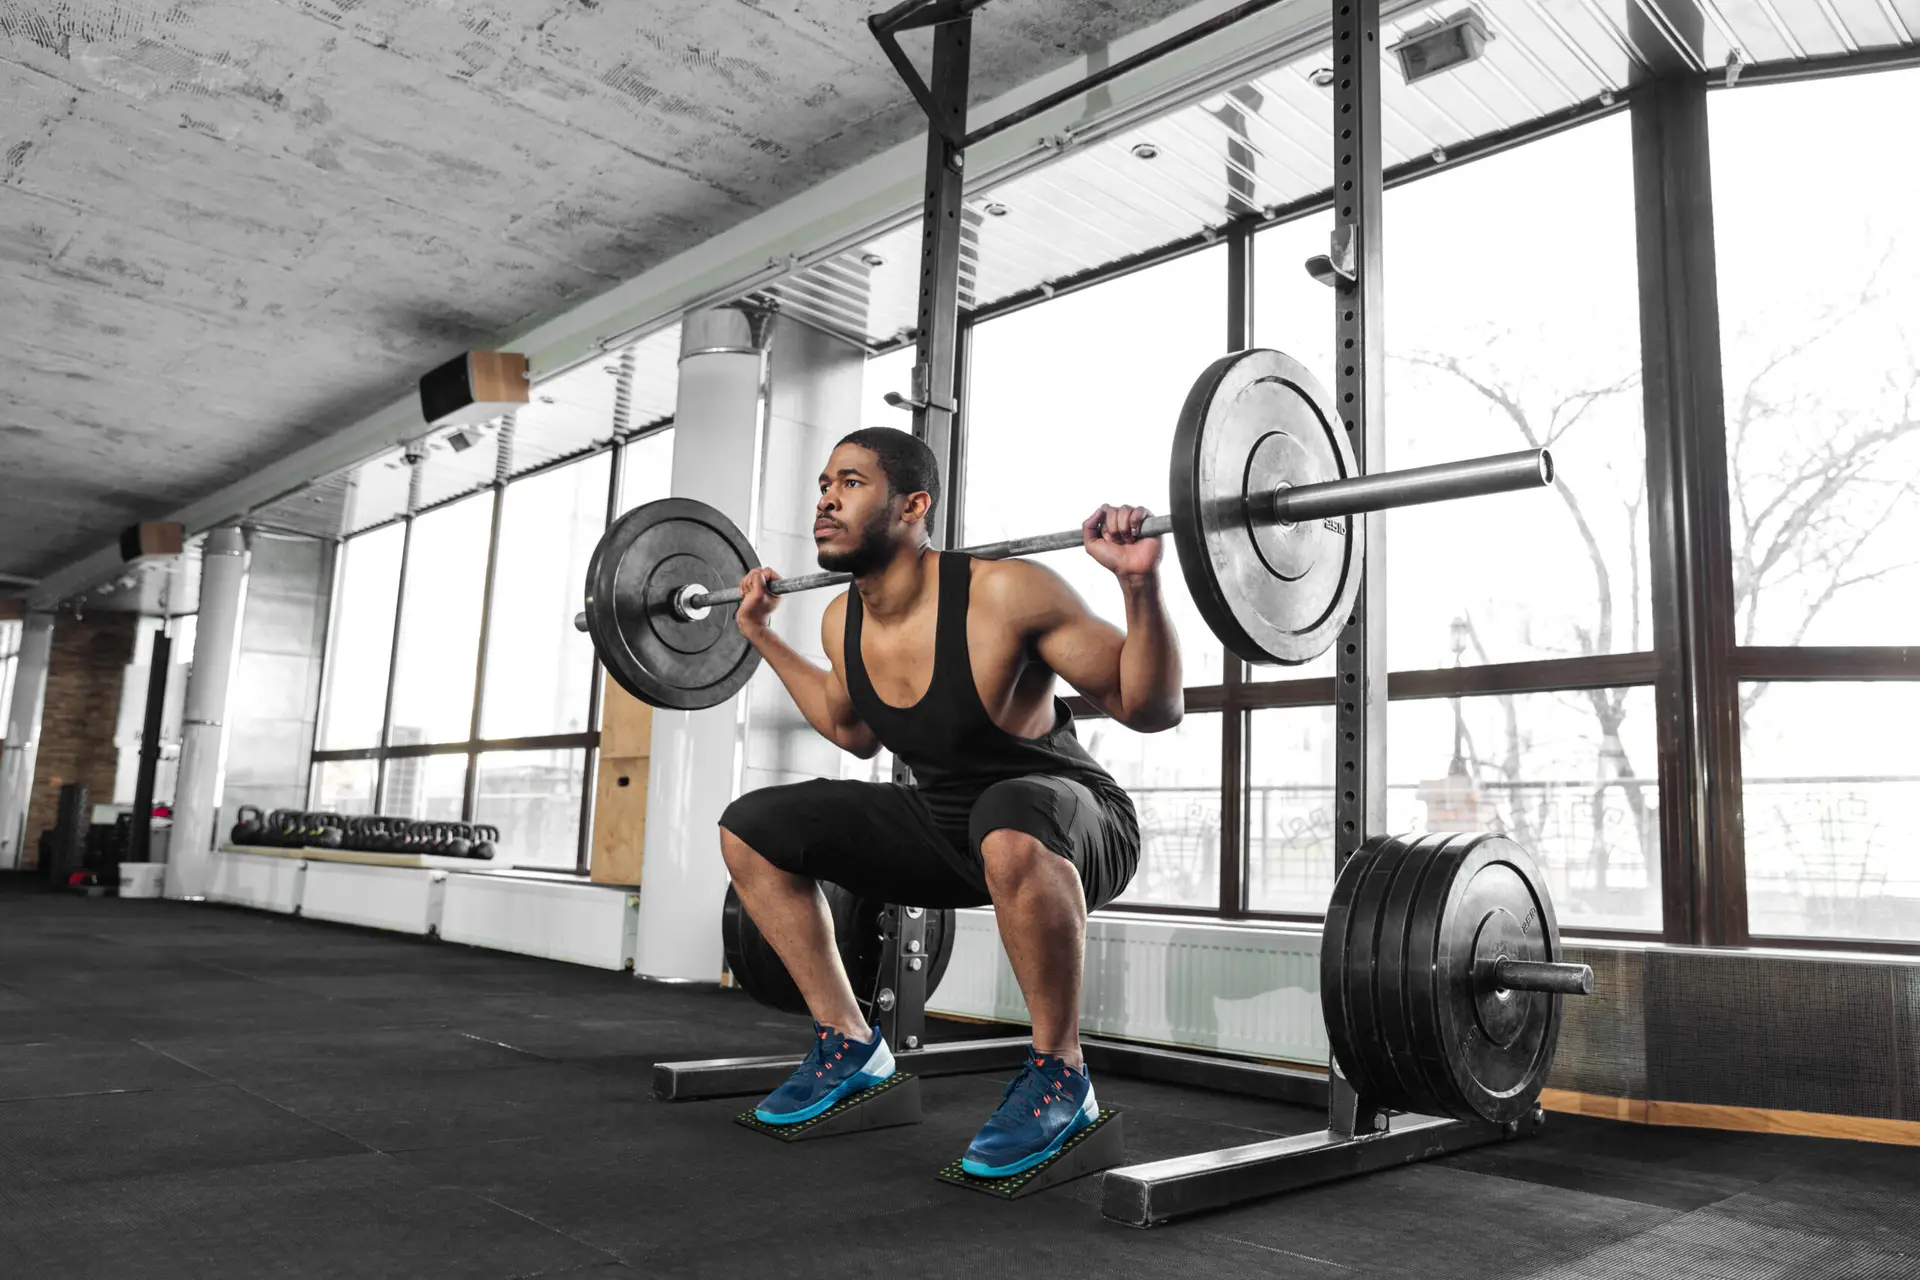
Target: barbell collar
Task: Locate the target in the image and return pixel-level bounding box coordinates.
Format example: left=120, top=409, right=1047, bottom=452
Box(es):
left=1490, top=958, right=1593, bottom=996
left=670, top=447, right=1551, bottom=620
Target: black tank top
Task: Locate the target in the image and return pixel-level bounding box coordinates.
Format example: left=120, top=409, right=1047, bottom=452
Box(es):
left=843, top=552, right=1127, bottom=831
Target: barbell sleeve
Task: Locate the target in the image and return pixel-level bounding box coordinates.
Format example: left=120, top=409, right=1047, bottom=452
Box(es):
left=1492, top=958, right=1594, bottom=996
left=654, top=445, right=1552, bottom=618
left=1261, top=448, right=1553, bottom=525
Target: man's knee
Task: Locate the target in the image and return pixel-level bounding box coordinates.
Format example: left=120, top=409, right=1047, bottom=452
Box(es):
left=980, top=829, right=1056, bottom=892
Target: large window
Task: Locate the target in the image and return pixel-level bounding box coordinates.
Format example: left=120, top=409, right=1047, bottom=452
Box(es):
left=1083, top=713, right=1222, bottom=910
left=482, top=453, right=609, bottom=740
left=1742, top=682, right=1919, bottom=945
left=965, top=250, right=1231, bottom=908
left=315, top=523, right=404, bottom=750
left=1387, top=688, right=1660, bottom=932
left=618, top=427, right=676, bottom=516
left=309, top=429, right=665, bottom=870
left=965, top=248, right=1229, bottom=682
left=1713, top=68, right=1920, bottom=948
left=1245, top=705, right=1336, bottom=914
left=0, top=619, right=21, bottom=729
left=1379, top=117, right=1648, bottom=673
left=474, top=748, right=588, bottom=871
left=388, top=493, right=493, bottom=748
left=1712, top=71, right=1920, bottom=649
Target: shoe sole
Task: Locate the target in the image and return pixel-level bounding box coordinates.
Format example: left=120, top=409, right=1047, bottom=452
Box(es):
left=753, top=1041, right=897, bottom=1126
left=959, top=1102, right=1096, bottom=1178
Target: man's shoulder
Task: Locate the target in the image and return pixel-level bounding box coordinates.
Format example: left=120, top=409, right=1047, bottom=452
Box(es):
left=966, top=556, right=1075, bottom=631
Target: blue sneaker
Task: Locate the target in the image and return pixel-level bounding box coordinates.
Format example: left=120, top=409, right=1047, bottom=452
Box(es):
left=753, top=1021, right=895, bottom=1125
left=961, top=1048, right=1098, bottom=1178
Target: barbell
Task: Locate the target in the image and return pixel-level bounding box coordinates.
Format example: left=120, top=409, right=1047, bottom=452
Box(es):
left=576, top=347, right=1554, bottom=711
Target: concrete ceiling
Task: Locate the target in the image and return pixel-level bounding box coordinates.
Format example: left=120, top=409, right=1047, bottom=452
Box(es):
left=0, top=0, right=1193, bottom=584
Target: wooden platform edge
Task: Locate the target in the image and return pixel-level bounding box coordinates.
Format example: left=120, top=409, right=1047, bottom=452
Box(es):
left=1539, top=1088, right=1920, bottom=1147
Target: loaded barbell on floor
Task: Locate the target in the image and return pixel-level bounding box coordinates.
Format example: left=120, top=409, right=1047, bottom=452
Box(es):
left=573, top=348, right=1554, bottom=711
left=1324, top=831, right=1592, bottom=1124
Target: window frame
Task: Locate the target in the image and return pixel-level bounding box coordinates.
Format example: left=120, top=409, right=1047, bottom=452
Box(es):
left=955, top=53, right=1920, bottom=952
left=308, top=423, right=674, bottom=874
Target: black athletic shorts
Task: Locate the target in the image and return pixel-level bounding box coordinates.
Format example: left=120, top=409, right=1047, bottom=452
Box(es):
left=718, top=775, right=1139, bottom=911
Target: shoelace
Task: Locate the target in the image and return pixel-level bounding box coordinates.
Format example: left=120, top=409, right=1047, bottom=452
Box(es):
left=801, top=1029, right=856, bottom=1080
left=996, top=1057, right=1077, bottom=1120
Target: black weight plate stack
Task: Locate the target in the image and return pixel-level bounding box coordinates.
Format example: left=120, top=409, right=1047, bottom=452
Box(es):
left=721, top=884, right=955, bottom=1021
left=584, top=498, right=763, bottom=710
left=1370, top=832, right=1459, bottom=1116
left=1320, top=833, right=1399, bottom=1100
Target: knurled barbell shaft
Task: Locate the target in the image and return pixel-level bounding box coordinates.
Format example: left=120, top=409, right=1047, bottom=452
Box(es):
left=1491, top=958, right=1594, bottom=996
left=570, top=447, right=1551, bottom=630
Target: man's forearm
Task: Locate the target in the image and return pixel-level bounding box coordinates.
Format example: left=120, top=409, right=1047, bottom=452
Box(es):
left=1115, top=573, right=1184, bottom=730
left=742, top=626, right=842, bottom=741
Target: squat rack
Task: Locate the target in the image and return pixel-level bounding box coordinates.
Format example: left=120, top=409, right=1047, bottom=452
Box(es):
left=655, top=0, right=1541, bottom=1226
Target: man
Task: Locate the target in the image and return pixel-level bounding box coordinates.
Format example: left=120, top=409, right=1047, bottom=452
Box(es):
left=718, top=426, right=1182, bottom=1177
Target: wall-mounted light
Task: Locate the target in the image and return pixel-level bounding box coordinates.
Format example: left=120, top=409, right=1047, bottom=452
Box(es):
left=1309, top=67, right=1335, bottom=87
left=1389, top=8, right=1493, bottom=85
left=983, top=201, right=1009, bottom=217
left=860, top=251, right=886, bottom=268
left=1130, top=141, right=1160, bottom=160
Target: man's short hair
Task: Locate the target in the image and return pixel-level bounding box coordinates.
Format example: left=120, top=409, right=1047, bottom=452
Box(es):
left=837, top=427, right=941, bottom=520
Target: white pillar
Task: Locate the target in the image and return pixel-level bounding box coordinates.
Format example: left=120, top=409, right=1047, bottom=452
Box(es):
left=634, top=305, right=769, bottom=982
left=166, top=525, right=250, bottom=899
left=0, top=613, right=55, bottom=870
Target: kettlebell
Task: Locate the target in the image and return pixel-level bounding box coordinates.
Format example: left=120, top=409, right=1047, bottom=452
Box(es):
left=230, top=805, right=265, bottom=846
left=442, top=823, right=473, bottom=858
left=470, top=823, right=499, bottom=861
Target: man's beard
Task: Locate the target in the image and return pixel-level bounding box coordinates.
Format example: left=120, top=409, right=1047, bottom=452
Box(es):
left=816, top=508, right=894, bottom=576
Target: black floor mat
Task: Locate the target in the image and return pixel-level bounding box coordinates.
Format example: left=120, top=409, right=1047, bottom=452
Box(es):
left=0, top=880, right=1910, bottom=1280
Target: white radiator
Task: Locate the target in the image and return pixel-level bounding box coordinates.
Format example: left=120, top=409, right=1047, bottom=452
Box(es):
left=300, top=863, right=445, bottom=935
left=206, top=851, right=305, bottom=914
left=440, top=876, right=640, bottom=970
left=931, top=908, right=1329, bottom=1065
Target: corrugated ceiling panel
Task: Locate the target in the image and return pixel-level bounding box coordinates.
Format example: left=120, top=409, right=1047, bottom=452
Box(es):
left=249, top=471, right=353, bottom=539
left=415, top=430, right=499, bottom=510
left=508, top=323, right=681, bottom=478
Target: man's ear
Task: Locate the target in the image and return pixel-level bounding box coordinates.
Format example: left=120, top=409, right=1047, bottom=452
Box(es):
left=899, top=490, right=933, bottom=526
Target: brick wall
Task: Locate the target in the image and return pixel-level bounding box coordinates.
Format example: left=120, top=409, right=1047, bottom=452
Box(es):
left=22, top=613, right=140, bottom=866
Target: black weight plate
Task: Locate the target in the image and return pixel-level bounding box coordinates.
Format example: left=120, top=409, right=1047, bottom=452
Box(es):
left=1371, top=832, right=1459, bottom=1116
left=583, top=498, right=763, bottom=710
left=1431, top=835, right=1565, bottom=1124
left=1320, top=834, right=1394, bottom=1094
left=1403, top=833, right=1481, bottom=1121
left=721, top=884, right=955, bottom=1021
left=1169, top=349, right=1362, bottom=667
left=1321, top=834, right=1405, bottom=1102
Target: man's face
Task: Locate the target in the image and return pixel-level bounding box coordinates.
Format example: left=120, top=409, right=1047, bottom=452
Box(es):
left=814, top=443, right=898, bottom=575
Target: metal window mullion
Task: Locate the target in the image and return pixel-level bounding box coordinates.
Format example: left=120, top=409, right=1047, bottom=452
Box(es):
left=306, top=536, right=348, bottom=806
left=579, top=436, right=628, bottom=874
left=371, top=513, right=416, bottom=813
left=1630, top=74, right=1745, bottom=947
left=1221, top=223, right=1254, bottom=920
left=462, top=485, right=507, bottom=823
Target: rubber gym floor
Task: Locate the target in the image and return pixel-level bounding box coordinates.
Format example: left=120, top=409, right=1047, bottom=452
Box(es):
left=0, top=880, right=1913, bottom=1280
